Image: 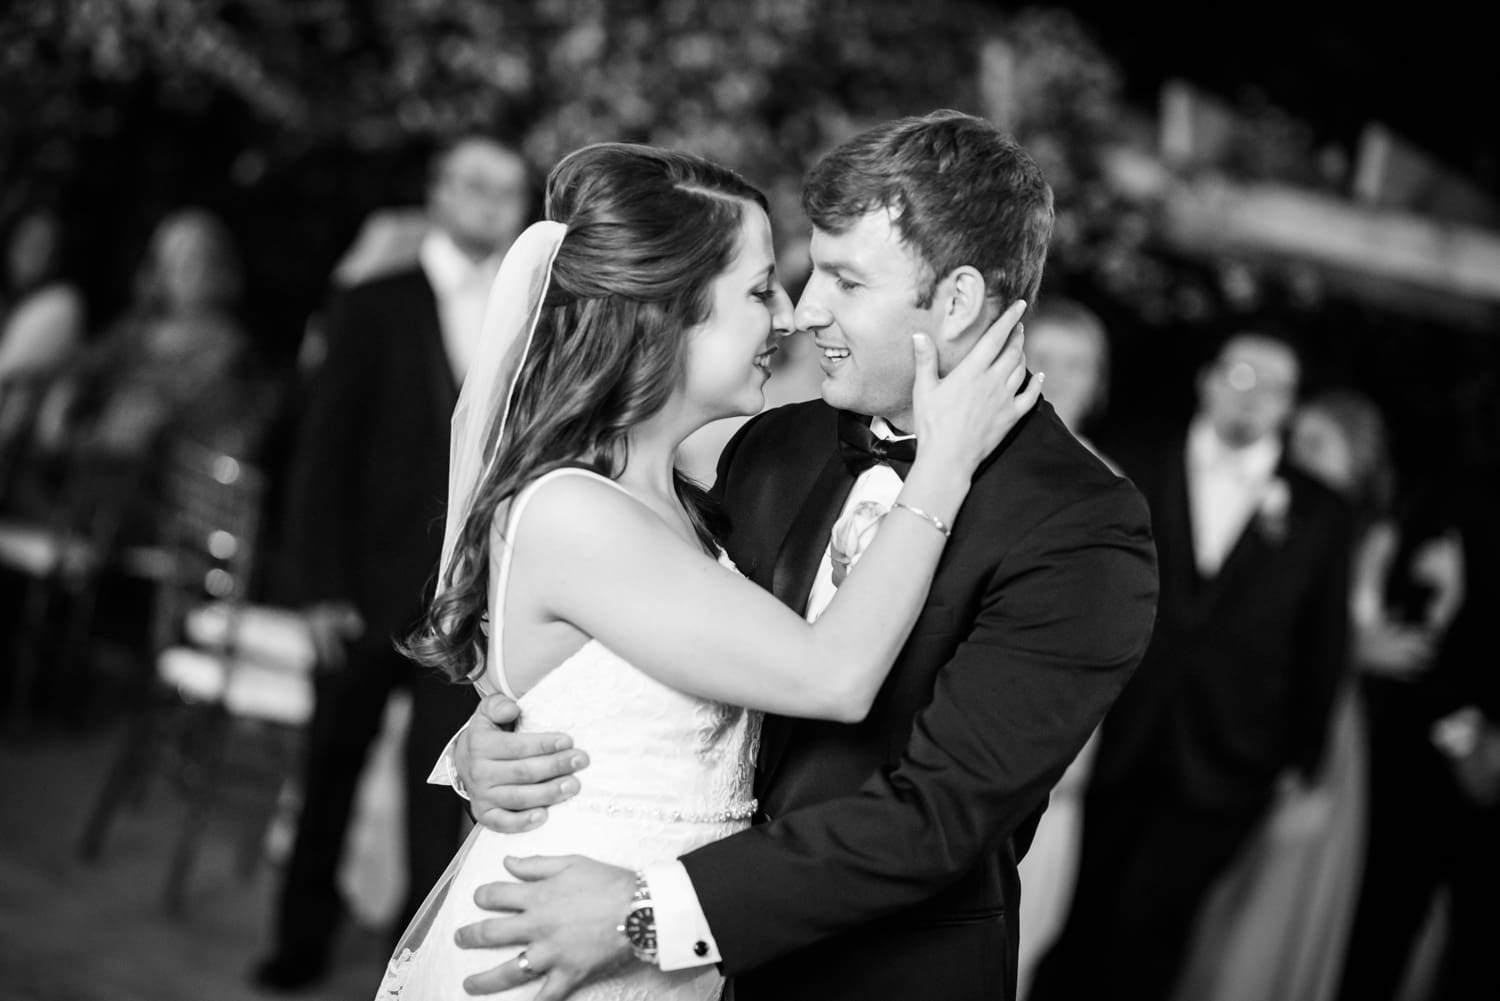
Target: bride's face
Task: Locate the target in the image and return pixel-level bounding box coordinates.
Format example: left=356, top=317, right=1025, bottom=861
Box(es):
left=681, top=205, right=793, bottom=422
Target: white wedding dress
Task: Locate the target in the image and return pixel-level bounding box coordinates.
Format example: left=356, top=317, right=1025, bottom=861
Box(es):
left=375, top=468, right=761, bottom=1001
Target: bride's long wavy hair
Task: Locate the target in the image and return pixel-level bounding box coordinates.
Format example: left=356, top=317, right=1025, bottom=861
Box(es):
left=406, top=142, right=769, bottom=683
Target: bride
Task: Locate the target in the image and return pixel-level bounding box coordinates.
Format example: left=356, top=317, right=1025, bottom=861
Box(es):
left=375, top=142, right=1037, bottom=1000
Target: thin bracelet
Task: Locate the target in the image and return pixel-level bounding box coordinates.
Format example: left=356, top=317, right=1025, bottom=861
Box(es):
left=891, top=501, right=953, bottom=538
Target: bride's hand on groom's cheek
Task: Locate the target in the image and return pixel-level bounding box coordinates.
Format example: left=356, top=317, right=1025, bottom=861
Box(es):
left=456, top=855, right=636, bottom=999
left=459, top=694, right=591, bottom=834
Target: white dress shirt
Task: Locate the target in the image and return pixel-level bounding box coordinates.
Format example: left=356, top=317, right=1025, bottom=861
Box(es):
left=418, top=230, right=500, bottom=385
left=1185, top=417, right=1283, bottom=577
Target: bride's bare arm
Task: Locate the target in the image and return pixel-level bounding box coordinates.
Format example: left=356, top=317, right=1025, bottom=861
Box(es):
left=521, top=303, right=1037, bottom=722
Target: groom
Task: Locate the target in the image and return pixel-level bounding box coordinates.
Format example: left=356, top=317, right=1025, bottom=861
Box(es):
left=443, top=111, right=1158, bottom=1001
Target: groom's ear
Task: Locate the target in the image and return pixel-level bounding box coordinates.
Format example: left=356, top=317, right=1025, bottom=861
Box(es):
left=934, top=266, right=989, bottom=346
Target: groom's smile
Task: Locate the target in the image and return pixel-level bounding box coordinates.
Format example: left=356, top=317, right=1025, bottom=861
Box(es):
left=814, top=339, right=850, bottom=366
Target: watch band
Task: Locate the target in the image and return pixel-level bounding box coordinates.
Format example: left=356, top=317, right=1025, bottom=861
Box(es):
left=617, top=871, right=658, bottom=965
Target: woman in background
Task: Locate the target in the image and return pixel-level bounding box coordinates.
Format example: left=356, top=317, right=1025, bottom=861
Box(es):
left=39, top=208, right=262, bottom=460
left=0, top=208, right=86, bottom=498
left=26, top=208, right=276, bottom=536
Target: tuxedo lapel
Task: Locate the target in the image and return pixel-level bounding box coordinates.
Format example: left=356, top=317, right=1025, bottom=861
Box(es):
left=1205, top=461, right=1294, bottom=604
left=1207, top=512, right=1271, bottom=599
left=1175, top=463, right=1310, bottom=649
left=1162, top=438, right=1266, bottom=627
left=410, top=275, right=459, bottom=419
left=770, top=449, right=855, bottom=615
left=758, top=448, right=856, bottom=794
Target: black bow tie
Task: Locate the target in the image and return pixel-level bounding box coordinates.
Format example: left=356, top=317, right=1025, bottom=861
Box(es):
left=838, top=410, right=916, bottom=478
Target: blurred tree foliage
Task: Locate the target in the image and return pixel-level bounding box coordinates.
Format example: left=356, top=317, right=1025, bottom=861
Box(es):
left=4, top=1, right=1492, bottom=482
left=1, top=0, right=1165, bottom=325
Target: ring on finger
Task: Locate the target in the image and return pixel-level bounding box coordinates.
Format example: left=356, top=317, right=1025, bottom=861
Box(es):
left=516, top=950, right=538, bottom=978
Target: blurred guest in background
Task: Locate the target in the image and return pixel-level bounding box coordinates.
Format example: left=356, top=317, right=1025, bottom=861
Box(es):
left=16, top=208, right=271, bottom=530
left=252, top=133, right=531, bottom=991
left=1335, top=405, right=1498, bottom=1000
left=0, top=207, right=86, bottom=498
left=1168, top=389, right=1401, bottom=1001
left=1031, top=328, right=1351, bottom=1001
left=0, top=206, right=85, bottom=391
left=1023, top=296, right=1113, bottom=466
left=1016, top=295, right=1117, bottom=999
left=37, top=209, right=259, bottom=452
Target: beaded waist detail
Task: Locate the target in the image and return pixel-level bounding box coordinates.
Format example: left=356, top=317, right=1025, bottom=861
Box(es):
left=567, top=797, right=758, bottom=825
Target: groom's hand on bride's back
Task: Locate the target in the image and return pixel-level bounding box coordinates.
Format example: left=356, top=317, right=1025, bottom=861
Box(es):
left=457, top=694, right=590, bottom=833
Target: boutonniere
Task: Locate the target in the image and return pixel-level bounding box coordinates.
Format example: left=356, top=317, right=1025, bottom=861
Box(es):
left=829, top=500, right=888, bottom=587
left=1257, top=476, right=1291, bottom=543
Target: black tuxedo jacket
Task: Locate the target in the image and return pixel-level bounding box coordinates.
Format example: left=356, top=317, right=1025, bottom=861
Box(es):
left=1089, top=433, right=1351, bottom=812
left=681, top=398, right=1158, bottom=1001
left=280, top=268, right=458, bottom=639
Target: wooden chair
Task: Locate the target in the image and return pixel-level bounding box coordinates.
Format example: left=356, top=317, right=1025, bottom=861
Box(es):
left=77, top=441, right=316, bottom=912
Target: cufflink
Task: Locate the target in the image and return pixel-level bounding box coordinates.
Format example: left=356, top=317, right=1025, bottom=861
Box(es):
left=694, top=941, right=709, bottom=957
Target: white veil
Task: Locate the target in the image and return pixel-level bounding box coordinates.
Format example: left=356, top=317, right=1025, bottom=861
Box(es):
left=381, top=226, right=567, bottom=974
left=438, top=220, right=567, bottom=628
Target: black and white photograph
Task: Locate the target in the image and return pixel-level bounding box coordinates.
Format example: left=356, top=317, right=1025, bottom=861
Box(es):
left=2, top=3, right=1496, bottom=1000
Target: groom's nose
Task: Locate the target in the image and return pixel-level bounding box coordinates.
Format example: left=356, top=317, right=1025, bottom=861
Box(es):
left=794, top=274, right=834, bottom=333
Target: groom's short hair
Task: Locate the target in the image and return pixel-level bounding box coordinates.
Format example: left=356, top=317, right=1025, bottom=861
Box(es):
left=802, top=110, right=1054, bottom=310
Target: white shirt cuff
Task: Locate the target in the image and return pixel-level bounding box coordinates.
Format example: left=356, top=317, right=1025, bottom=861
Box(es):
left=426, top=720, right=472, bottom=801
left=644, top=860, right=721, bottom=971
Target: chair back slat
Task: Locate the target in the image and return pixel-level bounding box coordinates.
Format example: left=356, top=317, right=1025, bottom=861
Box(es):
left=153, top=442, right=266, bottom=654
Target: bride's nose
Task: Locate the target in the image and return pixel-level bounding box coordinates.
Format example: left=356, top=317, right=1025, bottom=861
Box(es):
left=770, top=284, right=795, bottom=338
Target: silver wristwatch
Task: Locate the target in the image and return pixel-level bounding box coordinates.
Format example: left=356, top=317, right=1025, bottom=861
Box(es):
left=617, top=871, right=658, bottom=965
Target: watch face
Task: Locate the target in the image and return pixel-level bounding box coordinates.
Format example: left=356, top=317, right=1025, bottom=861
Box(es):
left=624, top=905, right=657, bottom=950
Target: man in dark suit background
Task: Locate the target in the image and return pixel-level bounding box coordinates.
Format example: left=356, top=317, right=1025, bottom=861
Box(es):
left=441, top=111, right=1159, bottom=1001
left=252, top=134, right=531, bottom=991
left=1030, top=329, right=1352, bottom=1001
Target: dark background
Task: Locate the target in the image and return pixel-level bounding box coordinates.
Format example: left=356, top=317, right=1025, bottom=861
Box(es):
left=5, top=0, right=1497, bottom=482
left=1071, top=1, right=1497, bottom=189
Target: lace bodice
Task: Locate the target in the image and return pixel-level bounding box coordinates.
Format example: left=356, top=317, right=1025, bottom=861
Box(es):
left=501, top=637, right=760, bottom=827
left=482, top=467, right=761, bottom=828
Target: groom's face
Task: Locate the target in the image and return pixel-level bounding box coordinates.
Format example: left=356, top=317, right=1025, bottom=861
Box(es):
left=796, top=209, right=943, bottom=430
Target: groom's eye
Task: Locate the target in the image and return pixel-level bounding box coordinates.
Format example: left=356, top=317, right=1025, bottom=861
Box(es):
left=835, top=277, right=861, bottom=293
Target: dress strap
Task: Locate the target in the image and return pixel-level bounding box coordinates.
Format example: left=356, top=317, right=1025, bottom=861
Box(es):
left=483, top=466, right=637, bottom=700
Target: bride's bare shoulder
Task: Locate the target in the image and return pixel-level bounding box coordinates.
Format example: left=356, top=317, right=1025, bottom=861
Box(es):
left=505, top=469, right=664, bottom=555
